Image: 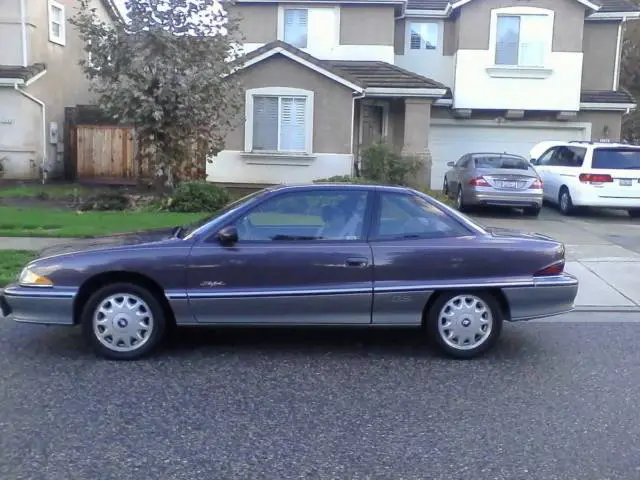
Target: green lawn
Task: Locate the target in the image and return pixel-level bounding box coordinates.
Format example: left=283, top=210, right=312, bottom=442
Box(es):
left=0, top=250, right=35, bottom=287
left=0, top=184, right=92, bottom=199
left=0, top=207, right=204, bottom=237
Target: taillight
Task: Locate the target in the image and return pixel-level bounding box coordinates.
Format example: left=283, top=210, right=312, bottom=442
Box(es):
left=469, top=176, right=489, bottom=186
left=529, top=179, right=543, bottom=189
left=534, top=260, right=565, bottom=276
left=579, top=173, right=613, bottom=183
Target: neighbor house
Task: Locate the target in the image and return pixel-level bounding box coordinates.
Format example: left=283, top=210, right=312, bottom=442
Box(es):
left=0, top=0, right=120, bottom=180
left=208, top=0, right=640, bottom=189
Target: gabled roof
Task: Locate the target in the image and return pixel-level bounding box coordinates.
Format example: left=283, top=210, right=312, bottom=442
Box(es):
left=406, top=0, right=640, bottom=14
left=581, top=90, right=636, bottom=104
left=0, top=63, right=46, bottom=82
left=237, top=40, right=448, bottom=97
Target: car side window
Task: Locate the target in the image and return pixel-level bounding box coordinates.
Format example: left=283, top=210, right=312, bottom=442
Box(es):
left=373, top=192, right=471, bottom=240
left=455, top=155, right=469, bottom=168
left=536, top=147, right=557, bottom=166
left=231, top=190, right=369, bottom=242
left=566, top=146, right=586, bottom=167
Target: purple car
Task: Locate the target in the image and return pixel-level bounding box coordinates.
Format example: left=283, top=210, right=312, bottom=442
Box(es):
left=0, top=184, right=578, bottom=360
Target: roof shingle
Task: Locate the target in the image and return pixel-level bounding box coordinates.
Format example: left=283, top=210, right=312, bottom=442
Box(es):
left=581, top=90, right=636, bottom=103
left=405, top=0, right=640, bottom=12
left=0, top=63, right=46, bottom=82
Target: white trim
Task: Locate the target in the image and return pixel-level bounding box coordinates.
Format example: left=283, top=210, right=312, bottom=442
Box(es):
left=14, top=85, right=47, bottom=176
left=588, top=11, right=640, bottom=19
left=244, top=87, right=315, bottom=155
left=488, top=7, right=554, bottom=70
left=451, top=0, right=600, bottom=11
left=433, top=98, right=453, bottom=106
left=47, top=0, right=66, bottom=46
left=242, top=47, right=363, bottom=92
left=334, top=5, right=341, bottom=48
left=24, top=69, right=47, bottom=87
left=579, top=102, right=637, bottom=111
left=365, top=87, right=447, bottom=97
left=0, top=78, right=24, bottom=86
left=19, top=0, right=27, bottom=66
left=430, top=118, right=593, bottom=135
left=613, top=19, right=624, bottom=90
left=485, top=66, right=553, bottom=79
left=403, top=9, right=451, bottom=18
left=239, top=0, right=405, bottom=3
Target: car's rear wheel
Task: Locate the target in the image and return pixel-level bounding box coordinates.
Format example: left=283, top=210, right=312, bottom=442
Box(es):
left=80, top=282, right=167, bottom=360
left=425, top=291, right=503, bottom=359
left=455, top=187, right=467, bottom=212
left=523, top=206, right=541, bottom=217
left=558, top=187, right=574, bottom=216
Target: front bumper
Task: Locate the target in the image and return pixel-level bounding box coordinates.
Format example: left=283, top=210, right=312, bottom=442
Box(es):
left=466, top=188, right=543, bottom=208
left=2, top=284, right=77, bottom=325
left=503, top=273, right=579, bottom=321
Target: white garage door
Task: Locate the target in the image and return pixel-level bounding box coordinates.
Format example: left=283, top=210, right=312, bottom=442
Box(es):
left=428, top=122, right=589, bottom=190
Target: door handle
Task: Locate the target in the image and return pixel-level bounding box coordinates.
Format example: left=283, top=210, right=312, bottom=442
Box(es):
left=346, top=257, right=369, bottom=267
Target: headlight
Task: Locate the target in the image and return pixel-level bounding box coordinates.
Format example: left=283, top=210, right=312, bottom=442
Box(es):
left=19, top=268, right=54, bottom=287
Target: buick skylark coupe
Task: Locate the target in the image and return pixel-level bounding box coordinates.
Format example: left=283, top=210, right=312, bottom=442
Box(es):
left=0, top=184, right=578, bottom=360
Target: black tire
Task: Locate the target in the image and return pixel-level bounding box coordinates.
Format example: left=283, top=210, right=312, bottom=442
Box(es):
left=558, top=187, right=574, bottom=216
left=425, top=290, right=504, bottom=359
left=523, top=206, right=541, bottom=217
left=80, top=282, right=167, bottom=360
left=455, top=187, right=467, bottom=212
left=628, top=209, right=640, bottom=219
left=443, top=177, right=449, bottom=196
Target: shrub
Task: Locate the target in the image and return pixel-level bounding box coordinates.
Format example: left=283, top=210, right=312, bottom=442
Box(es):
left=167, top=181, right=230, bottom=212
left=360, top=142, right=423, bottom=186
left=79, top=191, right=130, bottom=211
left=313, top=175, right=378, bottom=184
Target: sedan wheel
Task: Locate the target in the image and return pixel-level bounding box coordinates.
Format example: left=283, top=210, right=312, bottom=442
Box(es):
left=442, top=177, right=449, bottom=196
left=425, top=291, right=503, bottom=359
left=81, top=283, right=167, bottom=360
left=456, top=187, right=466, bottom=212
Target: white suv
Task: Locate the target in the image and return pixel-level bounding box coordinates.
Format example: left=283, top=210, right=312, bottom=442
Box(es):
left=529, top=141, right=640, bottom=218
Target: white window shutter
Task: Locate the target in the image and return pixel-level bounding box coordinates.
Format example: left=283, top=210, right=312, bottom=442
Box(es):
left=495, top=15, right=520, bottom=65
left=279, top=97, right=307, bottom=152
left=252, top=96, right=278, bottom=151
left=284, top=9, right=308, bottom=48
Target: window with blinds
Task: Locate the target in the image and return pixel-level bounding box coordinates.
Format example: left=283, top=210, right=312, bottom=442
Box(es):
left=284, top=9, right=308, bottom=48
left=495, top=14, right=547, bottom=67
left=252, top=96, right=307, bottom=152
left=409, top=22, right=438, bottom=50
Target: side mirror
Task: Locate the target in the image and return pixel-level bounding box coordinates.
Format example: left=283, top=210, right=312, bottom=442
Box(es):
left=217, top=225, right=238, bottom=246
left=447, top=161, right=455, bottom=167
left=530, top=158, right=537, bottom=165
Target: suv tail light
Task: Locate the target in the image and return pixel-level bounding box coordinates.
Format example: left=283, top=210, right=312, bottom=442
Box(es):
left=529, top=179, right=543, bottom=189
left=534, top=260, right=565, bottom=277
left=579, top=173, right=613, bottom=183
left=469, top=176, right=489, bottom=186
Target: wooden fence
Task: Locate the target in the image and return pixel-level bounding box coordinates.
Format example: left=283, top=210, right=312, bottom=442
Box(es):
left=65, top=105, right=149, bottom=183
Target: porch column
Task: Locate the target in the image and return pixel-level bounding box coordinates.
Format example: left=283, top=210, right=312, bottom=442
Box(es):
left=402, top=98, right=433, bottom=189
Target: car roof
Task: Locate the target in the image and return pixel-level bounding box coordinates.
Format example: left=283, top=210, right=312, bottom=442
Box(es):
left=468, top=152, right=526, bottom=158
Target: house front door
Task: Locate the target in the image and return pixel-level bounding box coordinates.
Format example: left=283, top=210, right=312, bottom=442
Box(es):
left=361, top=104, right=384, bottom=147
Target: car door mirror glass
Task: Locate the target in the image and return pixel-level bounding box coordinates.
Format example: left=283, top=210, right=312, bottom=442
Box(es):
left=217, top=225, right=238, bottom=245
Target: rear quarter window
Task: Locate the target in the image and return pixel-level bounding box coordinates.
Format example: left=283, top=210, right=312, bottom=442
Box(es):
left=591, top=148, right=640, bottom=170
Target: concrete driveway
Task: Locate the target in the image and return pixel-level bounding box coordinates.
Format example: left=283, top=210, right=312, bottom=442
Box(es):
left=470, top=206, right=640, bottom=311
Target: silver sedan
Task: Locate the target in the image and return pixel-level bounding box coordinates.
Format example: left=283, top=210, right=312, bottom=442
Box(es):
left=443, top=152, right=544, bottom=216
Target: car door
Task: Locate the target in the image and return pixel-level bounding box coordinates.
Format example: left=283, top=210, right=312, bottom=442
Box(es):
left=533, top=147, right=558, bottom=201
left=448, top=155, right=469, bottom=192
left=368, top=190, right=479, bottom=325
left=186, top=188, right=375, bottom=325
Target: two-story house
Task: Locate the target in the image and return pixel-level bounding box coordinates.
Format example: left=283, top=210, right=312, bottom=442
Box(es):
left=0, top=0, right=119, bottom=180
left=208, top=0, right=640, bottom=190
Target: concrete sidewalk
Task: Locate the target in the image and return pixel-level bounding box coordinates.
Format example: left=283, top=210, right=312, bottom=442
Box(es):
left=1, top=235, right=639, bottom=312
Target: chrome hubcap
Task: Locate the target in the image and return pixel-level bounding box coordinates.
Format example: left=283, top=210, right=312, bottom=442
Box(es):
left=437, top=295, right=493, bottom=350
left=93, top=293, right=154, bottom=352
left=456, top=190, right=462, bottom=209
left=561, top=193, right=569, bottom=211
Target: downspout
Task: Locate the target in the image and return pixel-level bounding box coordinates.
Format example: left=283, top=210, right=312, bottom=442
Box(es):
left=15, top=84, right=47, bottom=183
left=19, top=0, right=28, bottom=66
left=351, top=92, right=366, bottom=177
left=613, top=15, right=627, bottom=90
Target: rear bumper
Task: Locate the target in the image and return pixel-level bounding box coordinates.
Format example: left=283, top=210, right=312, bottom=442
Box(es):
left=466, top=188, right=543, bottom=208
left=503, top=273, right=579, bottom=321
left=571, top=188, right=640, bottom=209
left=1, top=284, right=76, bottom=325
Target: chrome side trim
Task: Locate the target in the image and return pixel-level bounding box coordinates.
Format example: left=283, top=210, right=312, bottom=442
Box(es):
left=3, top=287, right=77, bottom=299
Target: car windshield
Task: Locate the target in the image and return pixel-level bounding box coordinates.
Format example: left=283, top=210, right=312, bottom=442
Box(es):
left=178, top=188, right=267, bottom=238
left=474, top=155, right=529, bottom=170
left=591, top=148, right=640, bottom=170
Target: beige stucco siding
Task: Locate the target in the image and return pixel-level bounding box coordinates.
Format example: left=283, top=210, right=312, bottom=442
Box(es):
left=442, top=18, right=458, bottom=56
left=578, top=110, right=623, bottom=141
left=225, top=55, right=354, bottom=154
left=582, top=21, right=619, bottom=91
left=227, top=4, right=278, bottom=43
left=0, top=0, right=25, bottom=65
left=340, top=6, right=394, bottom=45
left=457, top=0, right=585, bottom=52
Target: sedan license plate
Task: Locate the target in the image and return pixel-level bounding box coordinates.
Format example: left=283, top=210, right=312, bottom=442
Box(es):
left=620, top=179, right=633, bottom=186
left=501, top=181, right=518, bottom=189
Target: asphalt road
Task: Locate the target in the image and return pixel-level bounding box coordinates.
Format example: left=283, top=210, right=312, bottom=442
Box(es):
left=2, top=313, right=640, bottom=480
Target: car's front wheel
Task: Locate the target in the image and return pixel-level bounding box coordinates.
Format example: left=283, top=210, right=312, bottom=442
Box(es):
left=425, top=291, right=503, bottom=359
left=80, top=282, right=167, bottom=360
